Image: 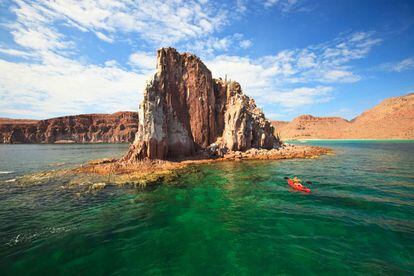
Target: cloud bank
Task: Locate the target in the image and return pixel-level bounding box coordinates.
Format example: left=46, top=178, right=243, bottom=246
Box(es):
left=0, top=0, right=386, bottom=120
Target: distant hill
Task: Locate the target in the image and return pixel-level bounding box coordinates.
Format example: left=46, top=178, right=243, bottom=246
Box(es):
left=0, top=112, right=138, bottom=143
left=272, top=93, right=414, bottom=140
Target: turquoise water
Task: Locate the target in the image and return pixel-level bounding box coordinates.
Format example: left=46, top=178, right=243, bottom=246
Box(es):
left=0, top=144, right=129, bottom=181
left=0, top=141, right=413, bottom=275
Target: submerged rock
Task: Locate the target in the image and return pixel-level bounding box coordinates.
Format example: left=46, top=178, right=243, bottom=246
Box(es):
left=123, top=47, right=280, bottom=162
left=90, top=183, right=106, bottom=190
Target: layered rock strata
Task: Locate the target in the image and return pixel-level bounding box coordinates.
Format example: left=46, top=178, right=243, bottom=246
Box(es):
left=123, top=47, right=279, bottom=161
left=0, top=112, right=137, bottom=143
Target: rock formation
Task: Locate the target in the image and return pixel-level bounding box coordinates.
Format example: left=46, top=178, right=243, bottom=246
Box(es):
left=272, top=93, right=414, bottom=139
left=0, top=112, right=137, bottom=143
left=123, top=47, right=279, bottom=161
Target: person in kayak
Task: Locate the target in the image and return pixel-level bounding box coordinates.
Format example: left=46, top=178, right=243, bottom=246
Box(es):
left=293, top=176, right=302, bottom=184
left=292, top=176, right=303, bottom=188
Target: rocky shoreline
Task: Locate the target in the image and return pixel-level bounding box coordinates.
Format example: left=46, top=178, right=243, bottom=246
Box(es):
left=13, top=144, right=331, bottom=193
left=15, top=144, right=330, bottom=190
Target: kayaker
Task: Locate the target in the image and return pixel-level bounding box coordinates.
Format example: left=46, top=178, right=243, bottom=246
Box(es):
left=287, top=176, right=311, bottom=193
left=292, top=176, right=304, bottom=188
left=293, top=176, right=301, bottom=184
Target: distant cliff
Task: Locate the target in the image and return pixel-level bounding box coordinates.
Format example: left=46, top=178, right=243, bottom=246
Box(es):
left=0, top=112, right=138, bottom=143
left=122, top=47, right=279, bottom=161
left=272, top=93, right=414, bottom=139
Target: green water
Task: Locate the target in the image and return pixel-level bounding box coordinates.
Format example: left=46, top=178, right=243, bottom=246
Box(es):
left=0, top=141, right=413, bottom=275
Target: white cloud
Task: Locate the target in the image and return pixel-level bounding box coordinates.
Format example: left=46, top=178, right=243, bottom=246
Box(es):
left=0, top=0, right=382, bottom=118
left=0, top=47, right=34, bottom=58
left=0, top=0, right=251, bottom=118
left=379, top=57, right=414, bottom=72
left=320, top=32, right=382, bottom=65
left=206, top=56, right=335, bottom=107
left=207, top=55, right=274, bottom=97
left=95, top=31, right=114, bottom=43
left=207, top=31, right=381, bottom=107
left=0, top=55, right=148, bottom=118
left=0, top=0, right=157, bottom=118
left=11, top=24, right=70, bottom=52
left=235, top=0, right=248, bottom=14
left=264, top=0, right=279, bottom=8
left=297, top=51, right=316, bottom=68
left=240, top=39, right=253, bottom=49
left=128, top=51, right=156, bottom=73
left=263, top=0, right=300, bottom=12
left=7, top=1, right=72, bottom=53
left=104, top=59, right=119, bottom=67
left=393, top=58, right=414, bottom=72
left=321, top=70, right=360, bottom=83
left=14, top=0, right=230, bottom=46
left=264, top=86, right=334, bottom=107
left=182, top=33, right=253, bottom=57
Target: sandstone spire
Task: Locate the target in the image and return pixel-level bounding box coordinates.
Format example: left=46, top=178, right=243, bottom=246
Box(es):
left=122, top=47, right=280, bottom=161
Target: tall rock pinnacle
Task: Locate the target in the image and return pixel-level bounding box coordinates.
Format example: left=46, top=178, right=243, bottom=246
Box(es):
left=122, top=47, right=280, bottom=161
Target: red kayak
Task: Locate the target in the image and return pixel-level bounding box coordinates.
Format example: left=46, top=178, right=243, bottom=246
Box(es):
left=287, top=179, right=311, bottom=193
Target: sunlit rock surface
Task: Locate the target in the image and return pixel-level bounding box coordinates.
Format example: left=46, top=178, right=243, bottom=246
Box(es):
left=123, top=47, right=280, bottom=161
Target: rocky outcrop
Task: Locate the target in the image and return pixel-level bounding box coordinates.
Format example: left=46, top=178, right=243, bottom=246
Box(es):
left=0, top=112, right=138, bottom=143
left=272, top=93, right=414, bottom=139
left=123, top=47, right=280, bottom=161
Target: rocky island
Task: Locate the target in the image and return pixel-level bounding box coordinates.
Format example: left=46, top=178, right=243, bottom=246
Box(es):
left=122, top=47, right=279, bottom=162
left=59, top=47, right=330, bottom=188
left=12, top=47, right=331, bottom=189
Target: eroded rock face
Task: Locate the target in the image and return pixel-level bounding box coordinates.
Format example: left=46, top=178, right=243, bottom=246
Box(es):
left=123, top=47, right=280, bottom=162
left=0, top=112, right=137, bottom=143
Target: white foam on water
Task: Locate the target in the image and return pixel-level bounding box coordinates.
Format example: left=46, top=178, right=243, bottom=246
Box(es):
left=48, top=162, right=66, bottom=167
left=4, top=178, right=16, bottom=183
left=6, top=233, right=39, bottom=246
left=0, top=171, right=13, bottom=174
left=6, top=226, right=77, bottom=247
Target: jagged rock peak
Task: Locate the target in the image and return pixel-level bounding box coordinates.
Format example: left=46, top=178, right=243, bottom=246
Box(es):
left=122, top=47, right=280, bottom=162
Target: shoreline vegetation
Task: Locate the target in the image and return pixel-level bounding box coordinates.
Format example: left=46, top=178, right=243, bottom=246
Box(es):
left=17, top=144, right=332, bottom=190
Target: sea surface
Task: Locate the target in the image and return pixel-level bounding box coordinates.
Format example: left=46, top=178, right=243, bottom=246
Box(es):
left=0, top=141, right=413, bottom=275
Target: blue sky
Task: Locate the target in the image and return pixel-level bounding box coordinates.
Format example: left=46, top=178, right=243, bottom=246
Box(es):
left=0, top=0, right=413, bottom=121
